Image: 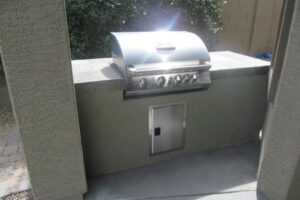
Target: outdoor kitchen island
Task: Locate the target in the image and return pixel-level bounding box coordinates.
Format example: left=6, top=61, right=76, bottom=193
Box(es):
left=72, top=51, right=270, bottom=176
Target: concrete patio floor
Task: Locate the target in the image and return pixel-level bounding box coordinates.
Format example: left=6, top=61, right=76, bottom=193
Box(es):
left=0, top=106, right=30, bottom=198
left=85, top=140, right=264, bottom=200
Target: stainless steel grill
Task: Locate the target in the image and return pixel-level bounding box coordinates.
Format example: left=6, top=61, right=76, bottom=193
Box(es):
left=111, top=31, right=211, bottom=97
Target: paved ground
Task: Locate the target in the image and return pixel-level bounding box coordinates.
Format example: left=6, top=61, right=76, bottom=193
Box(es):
left=85, top=140, right=262, bottom=200
left=2, top=190, right=32, bottom=200
left=0, top=106, right=30, bottom=198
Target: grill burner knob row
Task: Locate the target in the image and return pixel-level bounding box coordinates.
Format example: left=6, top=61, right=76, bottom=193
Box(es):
left=157, top=76, right=166, bottom=87
left=139, top=78, right=147, bottom=89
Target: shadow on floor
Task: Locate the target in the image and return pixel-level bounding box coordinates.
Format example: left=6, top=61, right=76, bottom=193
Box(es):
left=0, top=106, right=17, bottom=135
left=85, top=140, right=264, bottom=200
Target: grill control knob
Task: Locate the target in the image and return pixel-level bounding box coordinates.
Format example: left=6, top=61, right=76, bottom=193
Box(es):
left=175, top=75, right=181, bottom=84
left=183, top=74, right=190, bottom=82
left=192, top=74, right=198, bottom=82
left=157, top=76, right=166, bottom=87
left=168, top=77, right=175, bottom=86
left=139, top=78, right=147, bottom=89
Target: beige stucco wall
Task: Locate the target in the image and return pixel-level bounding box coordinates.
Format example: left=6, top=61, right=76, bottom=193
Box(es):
left=0, top=87, right=10, bottom=107
left=215, top=0, right=283, bottom=56
left=258, top=0, right=300, bottom=199
left=0, top=0, right=87, bottom=199
left=76, top=73, right=268, bottom=175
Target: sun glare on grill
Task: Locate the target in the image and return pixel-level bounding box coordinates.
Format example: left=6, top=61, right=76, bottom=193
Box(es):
left=160, top=54, right=168, bottom=62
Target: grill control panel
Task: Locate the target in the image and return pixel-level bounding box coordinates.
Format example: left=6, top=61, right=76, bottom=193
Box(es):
left=125, top=70, right=211, bottom=96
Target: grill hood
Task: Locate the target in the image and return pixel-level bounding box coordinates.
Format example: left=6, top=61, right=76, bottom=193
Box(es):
left=111, top=31, right=210, bottom=75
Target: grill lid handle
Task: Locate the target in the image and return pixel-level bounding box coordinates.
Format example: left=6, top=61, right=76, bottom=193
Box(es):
left=156, top=43, right=176, bottom=51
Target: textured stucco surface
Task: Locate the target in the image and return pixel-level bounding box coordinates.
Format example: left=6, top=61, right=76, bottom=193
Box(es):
left=0, top=0, right=86, bottom=199
left=76, top=73, right=268, bottom=175
left=258, top=1, right=300, bottom=199
left=59, top=194, right=83, bottom=200
left=286, top=157, right=300, bottom=200
left=0, top=87, right=10, bottom=107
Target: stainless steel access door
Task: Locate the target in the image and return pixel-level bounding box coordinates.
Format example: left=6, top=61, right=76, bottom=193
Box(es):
left=149, top=102, right=186, bottom=155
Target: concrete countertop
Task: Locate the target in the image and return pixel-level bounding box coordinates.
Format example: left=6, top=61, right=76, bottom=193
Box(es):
left=72, top=51, right=270, bottom=91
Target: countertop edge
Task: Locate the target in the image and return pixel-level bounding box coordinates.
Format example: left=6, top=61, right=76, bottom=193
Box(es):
left=73, top=51, right=270, bottom=92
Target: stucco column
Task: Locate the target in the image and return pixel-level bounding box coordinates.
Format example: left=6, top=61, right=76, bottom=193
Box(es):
left=258, top=0, right=300, bottom=199
left=0, top=0, right=87, bottom=199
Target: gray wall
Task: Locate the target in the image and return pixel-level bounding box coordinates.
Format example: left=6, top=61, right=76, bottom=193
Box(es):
left=76, top=73, right=268, bottom=176
left=286, top=157, right=300, bottom=200
left=0, top=87, right=10, bottom=107
left=257, top=1, right=300, bottom=199
left=0, top=0, right=87, bottom=199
